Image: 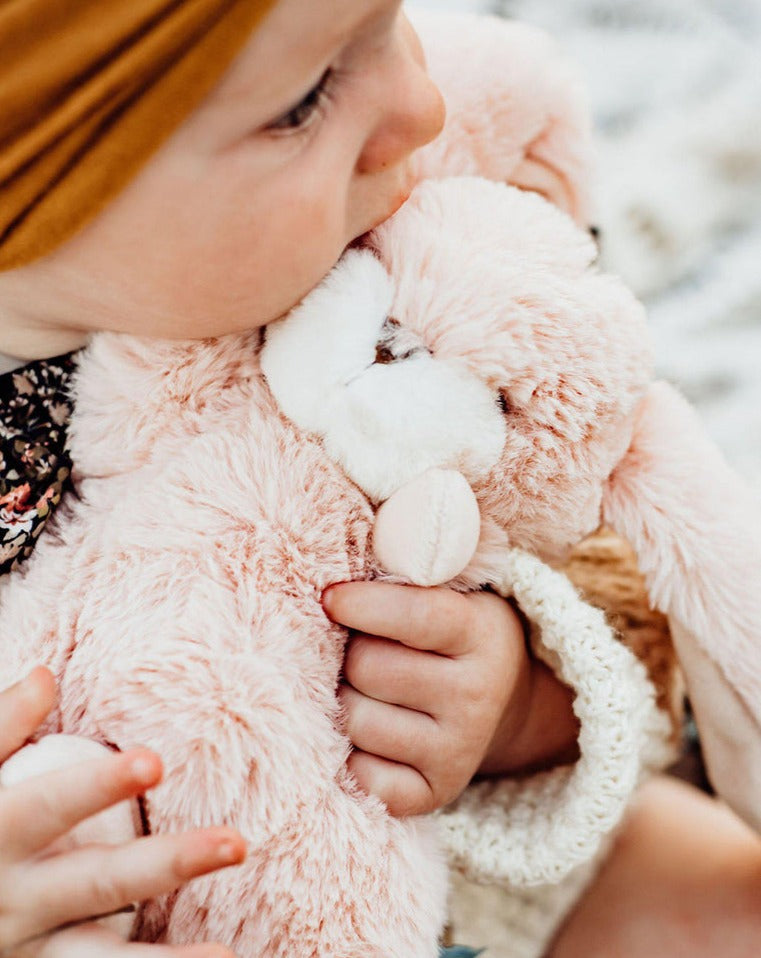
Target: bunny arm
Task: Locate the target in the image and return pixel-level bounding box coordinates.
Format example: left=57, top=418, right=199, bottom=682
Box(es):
left=1, top=547, right=448, bottom=957
left=602, top=380, right=761, bottom=824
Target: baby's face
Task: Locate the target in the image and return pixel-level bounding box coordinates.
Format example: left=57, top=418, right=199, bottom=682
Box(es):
left=17, top=0, right=445, bottom=343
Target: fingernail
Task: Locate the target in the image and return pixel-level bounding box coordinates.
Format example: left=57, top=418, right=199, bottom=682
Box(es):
left=202, top=947, right=236, bottom=958
left=217, top=840, right=245, bottom=865
left=130, top=754, right=159, bottom=785
left=20, top=666, right=44, bottom=690
left=14, top=667, right=54, bottom=708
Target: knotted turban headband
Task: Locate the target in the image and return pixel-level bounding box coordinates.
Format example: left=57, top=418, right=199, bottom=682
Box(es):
left=0, top=0, right=276, bottom=271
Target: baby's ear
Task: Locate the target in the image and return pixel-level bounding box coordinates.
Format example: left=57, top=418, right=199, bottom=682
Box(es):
left=410, top=10, right=595, bottom=225
left=602, top=381, right=761, bottom=728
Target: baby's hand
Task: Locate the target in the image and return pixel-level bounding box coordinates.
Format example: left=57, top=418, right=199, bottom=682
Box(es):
left=0, top=668, right=244, bottom=958
left=323, top=583, right=530, bottom=817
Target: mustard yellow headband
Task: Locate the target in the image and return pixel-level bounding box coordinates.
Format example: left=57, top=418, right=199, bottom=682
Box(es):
left=0, top=0, right=276, bottom=271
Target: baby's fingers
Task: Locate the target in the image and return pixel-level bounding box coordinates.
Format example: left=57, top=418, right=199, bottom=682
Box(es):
left=324, top=582, right=473, bottom=656
left=0, top=749, right=161, bottom=861
left=10, top=828, right=245, bottom=947
left=0, top=668, right=56, bottom=763
left=36, top=923, right=237, bottom=958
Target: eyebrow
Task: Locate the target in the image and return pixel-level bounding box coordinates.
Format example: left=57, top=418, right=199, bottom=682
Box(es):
left=213, top=0, right=399, bottom=116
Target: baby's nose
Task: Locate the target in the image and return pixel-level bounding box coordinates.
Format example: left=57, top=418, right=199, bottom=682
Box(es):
left=357, top=20, right=446, bottom=176
left=412, top=71, right=447, bottom=154
left=401, top=13, right=447, bottom=150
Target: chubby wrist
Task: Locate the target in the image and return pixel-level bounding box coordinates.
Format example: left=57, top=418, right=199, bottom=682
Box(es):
left=478, top=652, right=580, bottom=778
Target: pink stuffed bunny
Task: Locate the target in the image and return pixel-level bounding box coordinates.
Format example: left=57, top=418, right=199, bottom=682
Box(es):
left=0, top=182, right=669, bottom=954
left=0, top=12, right=689, bottom=957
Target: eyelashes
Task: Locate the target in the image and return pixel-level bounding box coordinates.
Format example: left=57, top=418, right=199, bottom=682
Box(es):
left=267, top=68, right=334, bottom=133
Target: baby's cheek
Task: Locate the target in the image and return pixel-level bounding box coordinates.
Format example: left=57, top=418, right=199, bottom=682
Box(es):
left=185, top=200, right=348, bottom=332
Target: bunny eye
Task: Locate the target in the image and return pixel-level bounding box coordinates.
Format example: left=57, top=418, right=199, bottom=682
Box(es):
left=375, top=317, right=429, bottom=366
left=497, top=392, right=510, bottom=414
left=375, top=339, right=398, bottom=366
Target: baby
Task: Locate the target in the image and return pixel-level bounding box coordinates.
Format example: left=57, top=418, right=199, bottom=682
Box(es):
left=1, top=2, right=761, bottom=957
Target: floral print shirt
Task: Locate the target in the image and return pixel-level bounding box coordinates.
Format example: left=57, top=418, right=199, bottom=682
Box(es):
left=0, top=353, right=76, bottom=574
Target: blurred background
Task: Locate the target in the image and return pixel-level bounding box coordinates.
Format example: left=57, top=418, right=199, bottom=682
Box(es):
left=411, top=0, right=761, bottom=491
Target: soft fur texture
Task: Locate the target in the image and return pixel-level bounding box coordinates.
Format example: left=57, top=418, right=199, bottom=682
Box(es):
left=603, top=382, right=761, bottom=726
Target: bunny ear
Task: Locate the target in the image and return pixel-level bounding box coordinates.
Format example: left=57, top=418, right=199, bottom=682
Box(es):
left=410, top=10, right=594, bottom=226
left=602, top=381, right=761, bottom=727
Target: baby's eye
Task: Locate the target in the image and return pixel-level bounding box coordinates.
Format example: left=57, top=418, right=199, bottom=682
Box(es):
left=267, top=69, right=333, bottom=133
left=497, top=392, right=509, bottom=414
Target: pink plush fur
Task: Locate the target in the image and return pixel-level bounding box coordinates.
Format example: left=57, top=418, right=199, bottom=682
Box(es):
left=6, top=165, right=755, bottom=956
left=0, top=13, right=601, bottom=954
left=603, top=382, right=761, bottom=728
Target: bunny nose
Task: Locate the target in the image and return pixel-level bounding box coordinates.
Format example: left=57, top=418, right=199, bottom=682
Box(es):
left=373, top=469, right=482, bottom=586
